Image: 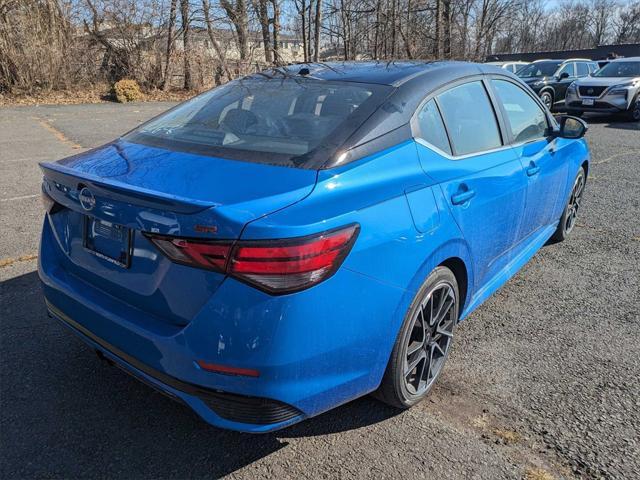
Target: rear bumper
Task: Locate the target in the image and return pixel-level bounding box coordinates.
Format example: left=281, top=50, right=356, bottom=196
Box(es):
left=39, top=217, right=406, bottom=432
left=46, top=300, right=303, bottom=432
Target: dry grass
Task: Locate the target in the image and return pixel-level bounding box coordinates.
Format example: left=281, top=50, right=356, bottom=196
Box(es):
left=0, top=254, right=38, bottom=268
left=524, top=467, right=555, bottom=480
left=0, top=85, right=200, bottom=107
left=493, top=428, right=522, bottom=445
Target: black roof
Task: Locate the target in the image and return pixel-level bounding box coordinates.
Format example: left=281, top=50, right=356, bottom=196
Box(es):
left=272, top=60, right=489, bottom=86
left=243, top=60, right=518, bottom=168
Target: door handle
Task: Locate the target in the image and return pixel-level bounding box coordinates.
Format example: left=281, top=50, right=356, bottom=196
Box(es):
left=451, top=189, right=476, bottom=205
left=526, top=164, right=541, bottom=176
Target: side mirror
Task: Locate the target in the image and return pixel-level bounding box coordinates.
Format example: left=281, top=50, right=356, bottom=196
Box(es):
left=553, top=115, right=588, bottom=139
left=559, top=72, right=570, bottom=79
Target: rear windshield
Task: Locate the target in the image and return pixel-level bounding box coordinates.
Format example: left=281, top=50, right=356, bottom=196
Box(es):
left=517, top=61, right=562, bottom=78
left=593, top=61, right=640, bottom=78
left=124, top=77, right=392, bottom=168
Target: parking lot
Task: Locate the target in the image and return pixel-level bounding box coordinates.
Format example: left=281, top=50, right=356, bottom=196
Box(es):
left=1, top=103, right=638, bottom=479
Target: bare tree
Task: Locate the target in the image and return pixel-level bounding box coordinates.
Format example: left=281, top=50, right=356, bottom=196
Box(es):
left=220, top=0, right=250, bottom=60
left=161, top=0, right=178, bottom=90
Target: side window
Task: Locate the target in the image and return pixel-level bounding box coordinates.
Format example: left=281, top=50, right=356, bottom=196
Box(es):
left=416, top=99, right=452, bottom=154
left=557, top=63, right=575, bottom=78
left=589, top=63, right=599, bottom=73
left=436, top=81, right=502, bottom=156
left=576, top=62, right=589, bottom=77
left=491, top=80, right=548, bottom=144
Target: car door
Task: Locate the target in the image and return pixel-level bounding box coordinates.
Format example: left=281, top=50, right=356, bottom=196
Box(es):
left=413, top=79, right=529, bottom=289
left=489, top=78, right=569, bottom=239
left=576, top=61, right=590, bottom=79
left=553, top=62, right=576, bottom=102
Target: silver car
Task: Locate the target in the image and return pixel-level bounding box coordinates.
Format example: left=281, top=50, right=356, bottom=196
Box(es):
left=566, top=56, right=640, bottom=121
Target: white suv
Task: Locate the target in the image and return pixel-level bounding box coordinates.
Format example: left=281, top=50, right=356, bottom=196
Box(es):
left=566, top=56, right=640, bottom=121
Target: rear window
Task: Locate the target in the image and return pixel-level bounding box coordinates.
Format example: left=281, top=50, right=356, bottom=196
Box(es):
left=124, top=77, right=392, bottom=168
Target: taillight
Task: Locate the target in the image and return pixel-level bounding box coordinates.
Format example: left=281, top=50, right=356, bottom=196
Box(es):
left=145, top=224, right=359, bottom=294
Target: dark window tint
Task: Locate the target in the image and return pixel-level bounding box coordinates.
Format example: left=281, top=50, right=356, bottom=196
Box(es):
left=416, top=100, right=451, bottom=154
left=556, top=63, right=575, bottom=77
left=436, top=81, right=502, bottom=156
left=517, top=61, right=562, bottom=78
left=576, top=62, right=589, bottom=76
left=124, top=78, right=391, bottom=167
left=492, top=80, right=548, bottom=144
left=594, top=61, right=640, bottom=77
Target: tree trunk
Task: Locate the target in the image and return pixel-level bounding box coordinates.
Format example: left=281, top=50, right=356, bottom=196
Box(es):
left=203, top=0, right=231, bottom=80
left=299, top=0, right=308, bottom=62
left=272, top=0, right=281, bottom=64
left=313, top=0, right=321, bottom=61
left=220, top=0, right=249, bottom=61
left=434, top=0, right=442, bottom=58
left=179, top=0, right=192, bottom=90
left=162, top=0, right=177, bottom=90
left=443, top=0, right=451, bottom=58
left=253, top=0, right=273, bottom=63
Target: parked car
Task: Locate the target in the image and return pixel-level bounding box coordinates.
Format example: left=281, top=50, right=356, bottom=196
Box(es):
left=517, top=58, right=599, bottom=109
left=38, top=62, right=590, bottom=432
left=485, top=61, right=530, bottom=74
left=565, top=56, right=640, bottom=121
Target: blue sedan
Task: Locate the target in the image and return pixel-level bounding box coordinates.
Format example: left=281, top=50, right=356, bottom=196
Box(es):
left=38, top=61, right=590, bottom=432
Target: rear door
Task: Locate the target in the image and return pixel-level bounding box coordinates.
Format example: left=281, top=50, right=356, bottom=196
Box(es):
left=414, top=79, right=528, bottom=289
left=553, top=62, right=577, bottom=102
left=489, top=78, right=568, bottom=238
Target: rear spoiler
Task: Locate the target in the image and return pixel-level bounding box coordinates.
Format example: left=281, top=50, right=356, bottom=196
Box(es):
left=40, top=161, right=217, bottom=215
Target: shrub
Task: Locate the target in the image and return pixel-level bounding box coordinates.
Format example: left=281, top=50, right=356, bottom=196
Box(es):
left=112, top=79, right=143, bottom=103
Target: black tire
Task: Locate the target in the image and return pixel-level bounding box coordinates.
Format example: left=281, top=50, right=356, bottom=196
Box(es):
left=623, top=95, right=640, bottom=122
left=374, top=266, right=459, bottom=409
left=540, top=91, right=554, bottom=110
left=551, top=167, right=586, bottom=243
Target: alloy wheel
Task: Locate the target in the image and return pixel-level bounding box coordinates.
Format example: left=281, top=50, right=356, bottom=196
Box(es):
left=565, top=172, right=585, bottom=234
left=541, top=93, right=553, bottom=109
left=403, top=282, right=456, bottom=396
left=633, top=101, right=640, bottom=121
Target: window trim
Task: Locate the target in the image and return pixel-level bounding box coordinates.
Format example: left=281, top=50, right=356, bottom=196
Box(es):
left=411, top=73, right=557, bottom=159
left=415, top=98, right=453, bottom=155
left=576, top=61, right=590, bottom=77
left=411, top=75, right=509, bottom=159
left=556, top=62, right=576, bottom=78
left=487, top=76, right=551, bottom=147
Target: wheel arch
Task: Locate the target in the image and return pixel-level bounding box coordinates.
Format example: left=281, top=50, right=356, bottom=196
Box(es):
left=439, top=257, right=469, bottom=318
left=539, top=87, right=555, bottom=104
left=397, top=238, right=474, bottom=325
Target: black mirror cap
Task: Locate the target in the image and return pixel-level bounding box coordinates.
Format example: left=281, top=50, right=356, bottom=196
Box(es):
left=559, top=72, right=570, bottom=79
left=554, top=115, right=588, bottom=139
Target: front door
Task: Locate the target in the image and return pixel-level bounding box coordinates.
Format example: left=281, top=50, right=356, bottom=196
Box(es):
left=414, top=80, right=529, bottom=289
left=489, top=78, right=569, bottom=238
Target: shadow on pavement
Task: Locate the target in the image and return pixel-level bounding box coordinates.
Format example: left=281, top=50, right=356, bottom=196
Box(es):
left=0, top=271, right=400, bottom=479
left=581, top=113, right=639, bottom=131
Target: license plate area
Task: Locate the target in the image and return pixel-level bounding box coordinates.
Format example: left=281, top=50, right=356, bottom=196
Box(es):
left=582, top=98, right=595, bottom=106
left=83, top=216, right=133, bottom=268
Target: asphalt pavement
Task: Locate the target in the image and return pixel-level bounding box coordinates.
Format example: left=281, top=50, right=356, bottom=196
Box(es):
left=0, top=102, right=638, bottom=479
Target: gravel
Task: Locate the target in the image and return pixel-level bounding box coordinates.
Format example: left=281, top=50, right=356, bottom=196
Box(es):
left=1, top=103, right=638, bottom=479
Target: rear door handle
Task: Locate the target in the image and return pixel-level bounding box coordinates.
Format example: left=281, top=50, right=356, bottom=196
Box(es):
left=451, top=189, right=476, bottom=205
left=526, top=164, right=541, bottom=176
